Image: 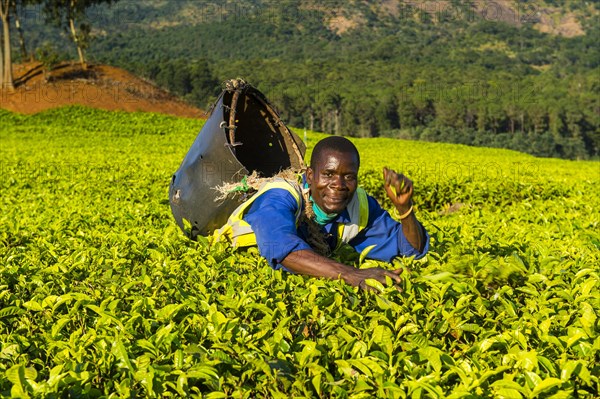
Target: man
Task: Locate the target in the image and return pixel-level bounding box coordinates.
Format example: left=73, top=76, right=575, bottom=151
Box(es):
left=217, top=136, right=429, bottom=288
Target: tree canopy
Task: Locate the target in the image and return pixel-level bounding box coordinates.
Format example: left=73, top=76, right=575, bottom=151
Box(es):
left=7, top=0, right=600, bottom=158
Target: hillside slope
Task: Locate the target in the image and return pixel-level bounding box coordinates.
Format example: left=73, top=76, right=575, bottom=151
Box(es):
left=0, top=62, right=205, bottom=118
left=90, top=0, right=592, bottom=38
left=9, top=0, right=598, bottom=158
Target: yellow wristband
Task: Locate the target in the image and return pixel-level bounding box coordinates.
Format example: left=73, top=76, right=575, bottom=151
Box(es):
left=393, top=205, right=414, bottom=220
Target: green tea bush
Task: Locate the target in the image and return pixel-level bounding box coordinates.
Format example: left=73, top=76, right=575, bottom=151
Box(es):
left=1, top=108, right=598, bottom=398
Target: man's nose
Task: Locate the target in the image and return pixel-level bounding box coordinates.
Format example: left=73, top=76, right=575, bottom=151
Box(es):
left=330, top=175, right=347, bottom=190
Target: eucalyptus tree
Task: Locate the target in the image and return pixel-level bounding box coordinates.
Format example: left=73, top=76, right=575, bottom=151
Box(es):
left=43, top=0, right=116, bottom=70
left=0, top=0, right=14, bottom=90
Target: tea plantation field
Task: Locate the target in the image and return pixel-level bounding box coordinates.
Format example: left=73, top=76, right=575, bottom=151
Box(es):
left=1, top=107, right=598, bottom=398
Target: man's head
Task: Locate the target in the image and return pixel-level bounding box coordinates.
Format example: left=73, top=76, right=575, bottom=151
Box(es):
left=306, top=137, right=360, bottom=214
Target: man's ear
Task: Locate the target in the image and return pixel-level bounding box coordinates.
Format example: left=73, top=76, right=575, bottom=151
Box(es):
left=306, top=167, right=313, bottom=185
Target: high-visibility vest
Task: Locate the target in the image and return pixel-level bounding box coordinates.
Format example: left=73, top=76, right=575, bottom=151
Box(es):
left=214, top=178, right=370, bottom=249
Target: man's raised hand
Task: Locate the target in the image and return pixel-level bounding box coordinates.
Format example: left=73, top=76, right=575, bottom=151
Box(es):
left=383, top=167, right=413, bottom=213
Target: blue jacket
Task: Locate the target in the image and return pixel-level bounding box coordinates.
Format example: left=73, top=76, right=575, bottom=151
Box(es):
left=243, top=188, right=430, bottom=269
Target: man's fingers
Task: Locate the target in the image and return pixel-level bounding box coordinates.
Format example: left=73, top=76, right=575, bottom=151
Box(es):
left=384, top=174, right=397, bottom=199
left=384, top=168, right=393, bottom=187
left=384, top=168, right=412, bottom=196
left=401, top=180, right=413, bottom=195
left=358, top=279, right=381, bottom=293
left=384, top=271, right=402, bottom=283
left=358, top=268, right=405, bottom=292
left=394, top=179, right=403, bottom=196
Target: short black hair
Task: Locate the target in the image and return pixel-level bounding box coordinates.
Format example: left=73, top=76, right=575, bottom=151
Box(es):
left=310, top=136, right=360, bottom=169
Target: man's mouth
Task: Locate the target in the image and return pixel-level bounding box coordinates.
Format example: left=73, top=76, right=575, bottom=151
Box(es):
left=325, top=194, right=348, bottom=205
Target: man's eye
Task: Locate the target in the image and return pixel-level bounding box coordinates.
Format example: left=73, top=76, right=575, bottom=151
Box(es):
left=345, top=175, right=357, bottom=181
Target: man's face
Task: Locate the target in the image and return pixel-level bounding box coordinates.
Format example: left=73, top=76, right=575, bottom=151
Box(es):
left=307, top=149, right=359, bottom=214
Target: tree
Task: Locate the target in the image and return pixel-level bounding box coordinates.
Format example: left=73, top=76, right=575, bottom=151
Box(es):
left=11, top=0, right=29, bottom=61
left=397, top=97, right=418, bottom=129
left=0, top=17, right=3, bottom=88
left=43, top=0, right=115, bottom=70
left=0, top=0, right=14, bottom=90
left=36, top=42, right=63, bottom=81
left=316, top=90, right=342, bottom=136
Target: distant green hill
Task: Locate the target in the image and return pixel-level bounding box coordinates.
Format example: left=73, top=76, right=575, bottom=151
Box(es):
left=16, top=0, right=599, bottom=159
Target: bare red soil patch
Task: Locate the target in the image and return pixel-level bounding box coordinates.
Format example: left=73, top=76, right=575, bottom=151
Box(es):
left=1, top=62, right=205, bottom=119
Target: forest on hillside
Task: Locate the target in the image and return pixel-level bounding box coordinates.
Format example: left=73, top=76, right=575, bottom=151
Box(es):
left=7, top=0, right=600, bottom=159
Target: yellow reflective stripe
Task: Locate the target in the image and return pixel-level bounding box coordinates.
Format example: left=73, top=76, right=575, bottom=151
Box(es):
left=213, top=223, right=232, bottom=242
left=335, top=223, right=345, bottom=250
left=217, top=179, right=302, bottom=247
left=230, top=181, right=301, bottom=224
left=229, top=220, right=259, bottom=247
left=357, top=187, right=369, bottom=232
left=232, top=233, right=259, bottom=247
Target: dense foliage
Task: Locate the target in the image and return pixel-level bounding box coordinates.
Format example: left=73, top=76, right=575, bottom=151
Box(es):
left=1, top=107, right=598, bottom=397
left=13, top=0, right=600, bottom=159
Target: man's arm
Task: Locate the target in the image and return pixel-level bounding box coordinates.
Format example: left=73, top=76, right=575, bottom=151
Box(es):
left=282, top=249, right=402, bottom=288
left=397, top=206, right=425, bottom=252
left=349, top=194, right=429, bottom=262
left=244, top=188, right=312, bottom=269
left=245, top=187, right=404, bottom=288
left=383, top=167, right=426, bottom=252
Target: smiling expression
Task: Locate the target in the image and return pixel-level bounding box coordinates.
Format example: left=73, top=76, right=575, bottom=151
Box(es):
left=307, top=149, right=359, bottom=215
